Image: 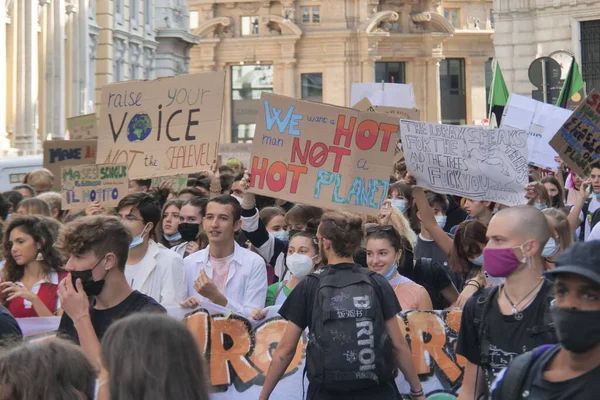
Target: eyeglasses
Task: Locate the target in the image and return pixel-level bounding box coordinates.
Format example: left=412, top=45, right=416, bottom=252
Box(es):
left=117, top=214, right=144, bottom=222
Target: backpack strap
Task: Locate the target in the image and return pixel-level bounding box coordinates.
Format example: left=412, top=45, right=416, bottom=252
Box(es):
left=275, top=281, right=287, bottom=302
left=473, top=285, right=500, bottom=367
left=579, top=198, right=591, bottom=241
left=495, top=344, right=556, bottom=400
left=526, top=281, right=557, bottom=338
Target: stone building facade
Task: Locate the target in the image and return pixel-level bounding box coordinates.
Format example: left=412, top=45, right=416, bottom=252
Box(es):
left=494, top=0, right=600, bottom=98
left=188, top=0, right=495, bottom=143
left=1, top=0, right=198, bottom=155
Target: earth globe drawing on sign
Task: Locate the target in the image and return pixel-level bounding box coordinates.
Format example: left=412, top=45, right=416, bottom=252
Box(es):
left=127, top=113, right=152, bottom=142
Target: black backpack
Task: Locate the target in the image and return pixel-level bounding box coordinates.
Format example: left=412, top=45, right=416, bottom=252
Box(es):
left=305, top=265, right=395, bottom=392
left=472, top=283, right=557, bottom=392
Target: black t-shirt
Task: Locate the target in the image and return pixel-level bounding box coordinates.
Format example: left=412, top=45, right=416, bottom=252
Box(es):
left=58, top=290, right=166, bottom=344
left=456, top=280, right=557, bottom=385
left=0, top=305, right=22, bottom=343
left=278, top=263, right=402, bottom=400
left=403, top=258, right=454, bottom=310
left=492, top=345, right=600, bottom=400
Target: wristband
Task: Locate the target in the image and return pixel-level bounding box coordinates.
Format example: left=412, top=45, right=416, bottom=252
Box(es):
left=74, top=314, right=90, bottom=324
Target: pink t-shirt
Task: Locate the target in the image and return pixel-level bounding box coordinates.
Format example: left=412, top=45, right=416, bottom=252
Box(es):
left=211, top=253, right=234, bottom=293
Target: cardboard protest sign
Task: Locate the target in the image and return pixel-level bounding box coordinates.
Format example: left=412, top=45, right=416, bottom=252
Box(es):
left=97, top=72, right=226, bottom=179
left=19, top=305, right=466, bottom=400
left=249, top=93, right=399, bottom=215
left=66, top=113, right=97, bottom=140
left=151, top=175, right=188, bottom=192
left=61, top=163, right=128, bottom=210
left=353, top=97, right=420, bottom=165
left=401, top=121, right=529, bottom=206
left=43, top=140, right=97, bottom=190
left=501, top=94, right=572, bottom=171
left=351, top=82, right=416, bottom=109
left=549, top=90, right=600, bottom=178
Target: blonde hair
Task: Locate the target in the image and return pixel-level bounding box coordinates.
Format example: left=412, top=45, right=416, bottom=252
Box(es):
left=23, top=168, right=54, bottom=188
left=388, top=206, right=417, bottom=247
left=36, top=192, right=62, bottom=214
left=543, top=208, right=573, bottom=253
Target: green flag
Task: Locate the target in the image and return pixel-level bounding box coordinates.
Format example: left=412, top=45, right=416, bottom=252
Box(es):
left=556, top=57, right=585, bottom=108
left=488, top=61, right=509, bottom=125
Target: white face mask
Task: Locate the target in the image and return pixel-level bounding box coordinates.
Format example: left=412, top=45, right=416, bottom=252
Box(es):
left=286, top=253, right=316, bottom=278
left=231, top=195, right=243, bottom=204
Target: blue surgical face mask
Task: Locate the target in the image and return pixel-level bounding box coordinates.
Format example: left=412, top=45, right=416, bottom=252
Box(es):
left=533, top=203, right=547, bottom=211
left=130, top=223, right=150, bottom=249
left=435, top=215, right=447, bottom=229
left=391, top=199, right=407, bottom=213
left=542, top=237, right=559, bottom=258
left=272, top=230, right=289, bottom=242
left=469, top=254, right=484, bottom=266
left=594, top=191, right=600, bottom=199
left=163, top=232, right=182, bottom=242
left=383, top=264, right=397, bottom=280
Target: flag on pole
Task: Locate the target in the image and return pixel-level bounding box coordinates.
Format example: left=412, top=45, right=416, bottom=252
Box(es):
left=556, top=56, right=585, bottom=109
left=488, top=61, right=510, bottom=126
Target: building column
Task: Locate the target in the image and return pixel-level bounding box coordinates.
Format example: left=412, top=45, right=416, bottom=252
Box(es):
left=66, top=0, right=89, bottom=118
left=425, top=58, right=442, bottom=123
left=0, top=0, right=10, bottom=153
left=410, top=59, right=427, bottom=119
left=282, top=60, right=296, bottom=98
left=467, top=56, right=489, bottom=124
left=14, top=0, right=39, bottom=153
left=95, top=0, right=114, bottom=113
left=222, top=63, right=231, bottom=144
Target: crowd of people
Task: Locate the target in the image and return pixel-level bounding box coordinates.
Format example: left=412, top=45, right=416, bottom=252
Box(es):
left=0, top=156, right=598, bottom=400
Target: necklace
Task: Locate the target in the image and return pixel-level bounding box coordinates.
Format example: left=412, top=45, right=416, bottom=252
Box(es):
left=502, top=279, right=544, bottom=321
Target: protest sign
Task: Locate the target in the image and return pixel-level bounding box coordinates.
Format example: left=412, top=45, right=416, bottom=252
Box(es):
left=66, top=113, right=97, bottom=140
left=19, top=305, right=464, bottom=400
left=501, top=94, right=572, bottom=171
left=43, top=140, right=97, bottom=190
left=249, top=93, right=399, bottom=216
left=96, top=72, right=226, bottom=179
left=401, top=121, right=529, bottom=206
left=350, top=82, right=416, bottom=109
left=61, top=163, right=128, bottom=210
left=151, top=174, right=188, bottom=192
left=353, top=97, right=420, bottom=121
left=549, top=90, right=600, bottom=178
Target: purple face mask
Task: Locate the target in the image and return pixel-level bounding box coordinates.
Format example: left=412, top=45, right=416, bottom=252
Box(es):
left=483, top=244, right=527, bottom=278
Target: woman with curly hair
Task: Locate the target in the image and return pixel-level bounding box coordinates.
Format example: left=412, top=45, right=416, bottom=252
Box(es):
left=1, top=216, right=65, bottom=317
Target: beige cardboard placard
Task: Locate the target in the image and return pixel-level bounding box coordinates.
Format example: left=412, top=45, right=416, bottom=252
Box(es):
left=219, top=143, right=253, bottom=169
left=43, top=140, right=98, bottom=191
left=151, top=175, right=188, bottom=192
left=549, top=89, right=600, bottom=178
left=249, top=93, right=399, bottom=216
left=61, top=163, right=128, bottom=210
left=353, top=97, right=415, bottom=164
left=96, top=72, right=226, bottom=179
left=67, top=114, right=97, bottom=140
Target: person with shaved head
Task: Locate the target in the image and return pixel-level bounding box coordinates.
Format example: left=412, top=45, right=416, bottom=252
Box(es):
left=456, top=205, right=558, bottom=400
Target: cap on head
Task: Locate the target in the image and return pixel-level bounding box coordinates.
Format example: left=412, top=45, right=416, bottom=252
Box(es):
left=544, top=241, right=600, bottom=285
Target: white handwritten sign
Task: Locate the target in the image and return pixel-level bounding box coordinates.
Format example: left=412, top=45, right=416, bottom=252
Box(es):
left=501, top=94, right=572, bottom=171
left=401, top=121, right=529, bottom=206
left=96, top=72, right=225, bottom=179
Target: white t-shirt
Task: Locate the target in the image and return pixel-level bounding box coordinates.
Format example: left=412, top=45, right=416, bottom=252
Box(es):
left=125, top=249, right=153, bottom=288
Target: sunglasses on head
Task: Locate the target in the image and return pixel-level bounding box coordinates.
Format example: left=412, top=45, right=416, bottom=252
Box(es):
left=366, top=225, right=395, bottom=236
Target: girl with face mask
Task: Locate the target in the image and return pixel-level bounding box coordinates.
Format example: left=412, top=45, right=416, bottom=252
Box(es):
left=157, top=200, right=184, bottom=249
left=260, top=206, right=288, bottom=242
left=542, top=208, right=573, bottom=271
left=250, top=232, right=322, bottom=320
left=366, top=226, right=433, bottom=310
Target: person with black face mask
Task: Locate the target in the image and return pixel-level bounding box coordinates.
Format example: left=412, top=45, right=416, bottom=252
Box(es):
left=57, top=216, right=166, bottom=370
left=173, top=197, right=208, bottom=258
left=491, top=240, right=600, bottom=400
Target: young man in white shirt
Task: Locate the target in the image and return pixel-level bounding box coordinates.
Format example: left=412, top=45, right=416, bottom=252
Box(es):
left=116, top=193, right=187, bottom=306
left=568, top=162, right=600, bottom=241
left=182, top=195, right=267, bottom=317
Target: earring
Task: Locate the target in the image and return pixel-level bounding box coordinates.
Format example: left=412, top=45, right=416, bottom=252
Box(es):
left=36, top=252, right=44, bottom=261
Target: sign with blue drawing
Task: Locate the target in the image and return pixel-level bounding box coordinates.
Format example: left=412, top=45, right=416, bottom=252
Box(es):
left=96, top=72, right=225, bottom=179
left=401, top=121, right=529, bottom=206
left=249, top=93, right=400, bottom=216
